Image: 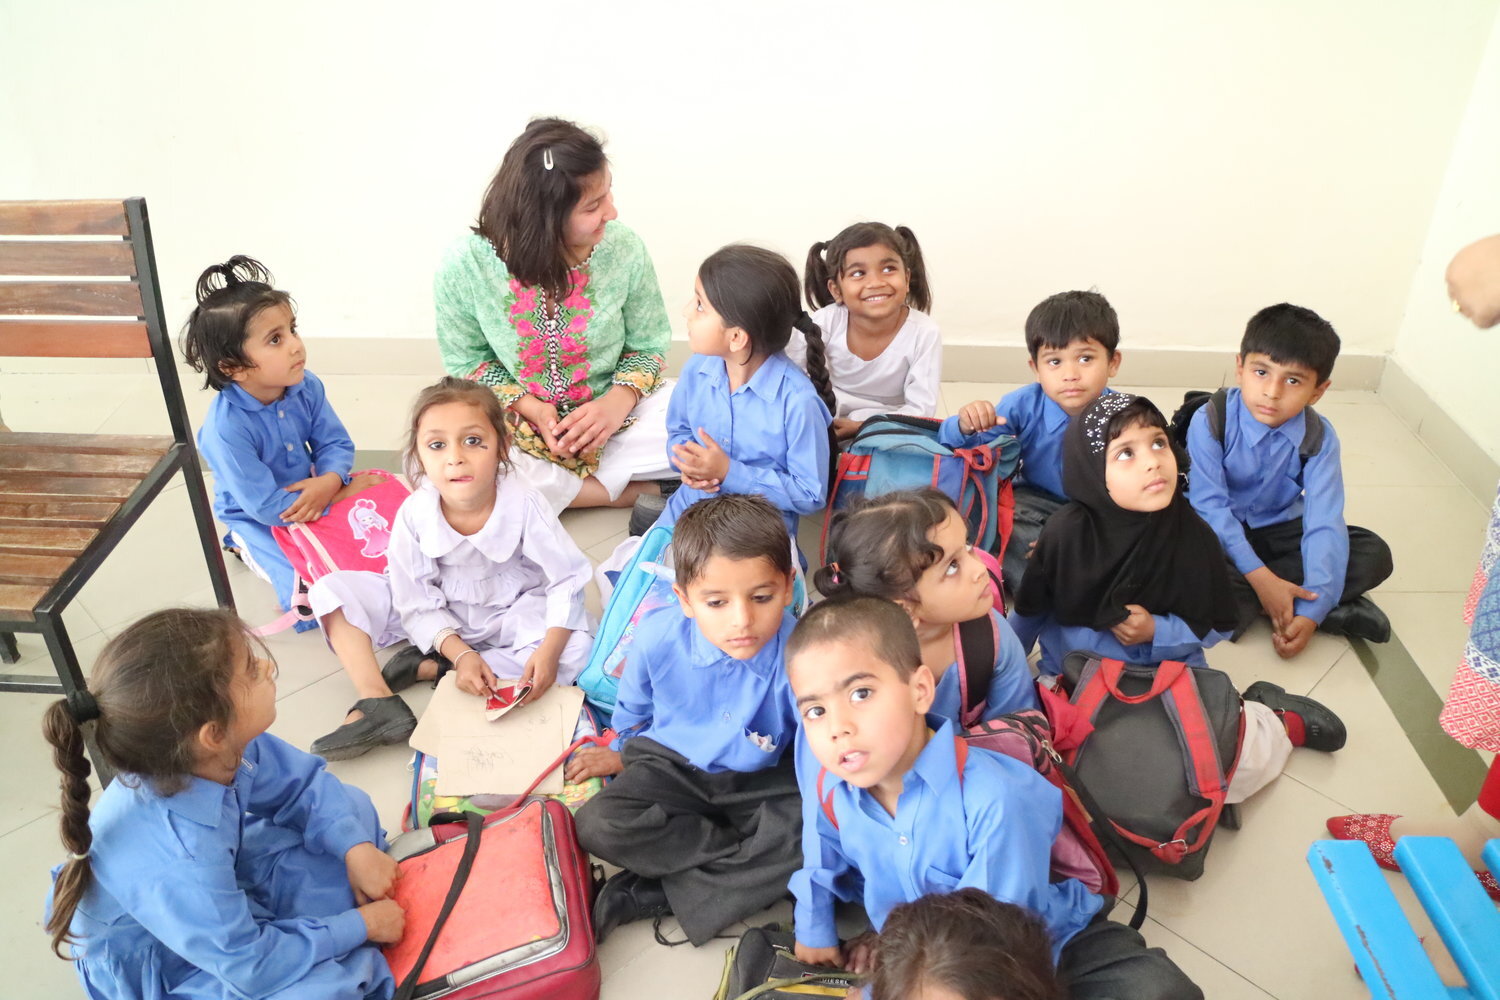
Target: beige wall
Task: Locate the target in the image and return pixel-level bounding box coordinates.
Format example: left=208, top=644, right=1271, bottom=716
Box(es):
left=1390, top=6, right=1500, bottom=462
left=1, top=1, right=1495, bottom=366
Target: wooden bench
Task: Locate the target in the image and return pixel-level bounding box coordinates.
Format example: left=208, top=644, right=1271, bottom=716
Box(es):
left=0, top=198, right=234, bottom=778
left=1307, top=837, right=1500, bottom=999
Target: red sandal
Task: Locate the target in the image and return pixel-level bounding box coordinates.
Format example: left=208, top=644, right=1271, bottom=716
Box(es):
left=1326, top=813, right=1500, bottom=901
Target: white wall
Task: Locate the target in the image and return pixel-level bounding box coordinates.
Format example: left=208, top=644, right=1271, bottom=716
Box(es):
left=1391, top=7, right=1500, bottom=461
left=2, top=0, right=1495, bottom=359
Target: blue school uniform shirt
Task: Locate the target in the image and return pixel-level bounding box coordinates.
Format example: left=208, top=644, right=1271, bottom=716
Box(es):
left=661, top=352, right=831, bottom=535
left=50, top=733, right=379, bottom=1000
left=610, top=607, right=800, bottom=773
left=790, top=717, right=1101, bottom=958
left=1185, top=387, right=1347, bottom=623
left=196, top=371, right=355, bottom=529
left=939, top=384, right=1114, bottom=501
left=1008, top=609, right=1231, bottom=675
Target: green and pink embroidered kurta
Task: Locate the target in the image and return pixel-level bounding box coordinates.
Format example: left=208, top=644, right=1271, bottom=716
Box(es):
left=434, top=221, right=670, bottom=478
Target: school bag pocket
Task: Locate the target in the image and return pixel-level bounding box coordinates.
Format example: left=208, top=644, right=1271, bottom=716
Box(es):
left=1060, top=652, right=1245, bottom=881
left=822, top=414, right=1019, bottom=564
left=714, top=924, right=857, bottom=1000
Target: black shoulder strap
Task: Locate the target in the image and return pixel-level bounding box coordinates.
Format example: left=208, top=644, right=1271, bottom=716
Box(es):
left=956, top=615, right=997, bottom=722
left=1298, top=404, right=1325, bottom=460
left=1052, top=755, right=1149, bottom=929
left=1207, top=387, right=1229, bottom=443
left=393, top=811, right=485, bottom=1000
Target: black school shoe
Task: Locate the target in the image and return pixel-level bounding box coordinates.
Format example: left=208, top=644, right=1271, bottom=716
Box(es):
left=1319, top=596, right=1392, bottom=643
left=592, top=870, right=671, bottom=943
left=628, top=492, right=668, bottom=537
left=310, top=696, right=417, bottom=761
left=1241, top=681, right=1347, bottom=752
left=380, top=646, right=450, bottom=693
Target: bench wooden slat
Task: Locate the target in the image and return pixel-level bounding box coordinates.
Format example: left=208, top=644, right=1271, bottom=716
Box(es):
left=0, top=281, right=144, bottom=318
left=0, top=553, right=71, bottom=586
left=0, top=499, right=120, bottom=527
left=0, top=474, right=143, bottom=502
left=0, top=201, right=128, bottom=237
left=0, top=432, right=172, bottom=457
left=0, top=583, right=49, bottom=621
left=0, top=449, right=160, bottom=478
left=0, top=523, right=98, bottom=556
left=0, top=319, right=152, bottom=359
left=0, top=240, right=136, bottom=277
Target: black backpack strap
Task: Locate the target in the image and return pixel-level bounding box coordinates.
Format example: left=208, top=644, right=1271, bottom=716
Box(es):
left=1298, top=404, right=1325, bottom=460
left=956, top=615, right=998, bottom=725
left=393, top=811, right=485, bottom=1000
left=1206, top=387, right=1228, bottom=443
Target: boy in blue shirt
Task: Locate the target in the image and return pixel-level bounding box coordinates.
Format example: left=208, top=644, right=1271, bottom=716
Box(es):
left=569, top=493, right=803, bottom=945
left=941, top=291, right=1121, bottom=593
left=1187, top=304, right=1394, bottom=659
left=786, top=596, right=1201, bottom=999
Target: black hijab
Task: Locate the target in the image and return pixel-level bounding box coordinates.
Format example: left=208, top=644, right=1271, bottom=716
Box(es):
left=1014, top=393, right=1239, bottom=639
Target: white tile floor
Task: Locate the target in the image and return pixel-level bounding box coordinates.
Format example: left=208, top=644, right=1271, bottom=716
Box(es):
left=0, top=359, right=1490, bottom=999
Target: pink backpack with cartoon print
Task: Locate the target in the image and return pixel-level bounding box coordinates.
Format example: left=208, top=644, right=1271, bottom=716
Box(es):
left=254, top=469, right=412, bottom=634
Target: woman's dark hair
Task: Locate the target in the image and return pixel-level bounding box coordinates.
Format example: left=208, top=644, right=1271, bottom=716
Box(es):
left=814, top=488, right=958, bottom=602
left=804, top=222, right=932, bottom=313
left=870, top=889, right=1067, bottom=1000
left=403, top=376, right=513, bottom=484
left=179, top=256, right=294, bottom=391
left=473, top=117, right=609, bottom=298
left=43, top=608, right=251, bottom=958
left=787, top=596, right=922, bottom=682
left=698, top=244, right=837, bottom=413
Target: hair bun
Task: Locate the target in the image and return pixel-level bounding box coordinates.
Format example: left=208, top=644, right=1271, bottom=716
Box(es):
left=194, top=255, right=274, bottom=304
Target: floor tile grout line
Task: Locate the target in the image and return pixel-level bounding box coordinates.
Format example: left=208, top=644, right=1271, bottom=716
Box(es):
left=1137, top=913, right=1280, bottom=999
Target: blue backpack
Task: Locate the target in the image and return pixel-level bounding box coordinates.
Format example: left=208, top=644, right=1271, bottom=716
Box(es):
left=822, top=414, right=1020, bottom=561
left=576, top=523, right=810, bottom=721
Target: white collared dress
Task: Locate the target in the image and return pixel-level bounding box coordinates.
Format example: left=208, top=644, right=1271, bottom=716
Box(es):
left=309, top=474, right=595, bottom=681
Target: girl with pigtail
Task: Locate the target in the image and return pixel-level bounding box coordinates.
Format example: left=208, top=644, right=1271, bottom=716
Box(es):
left=42, top=608, right=401, bottom=1000
left=790, top=222, right=941, bottom=440
left=656, top=244, right=836, bottom=538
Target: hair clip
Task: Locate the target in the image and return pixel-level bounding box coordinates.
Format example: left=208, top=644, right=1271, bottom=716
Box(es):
left=67, top=850, right=89, bottom=861
left=828, top=561, right=843, bottom=584
left=542, top=149, right=555, bottom=171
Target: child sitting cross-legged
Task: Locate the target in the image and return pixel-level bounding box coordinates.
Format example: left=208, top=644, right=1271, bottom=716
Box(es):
left=1186, top=303, right=1394, bottom=658
left=568, top=493, right=803, bottom=945
left=786, top=596, right=1203, bottom=1000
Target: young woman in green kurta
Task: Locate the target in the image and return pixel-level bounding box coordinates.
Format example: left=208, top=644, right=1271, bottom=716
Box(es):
left=434, top=118, right=676, bottom=512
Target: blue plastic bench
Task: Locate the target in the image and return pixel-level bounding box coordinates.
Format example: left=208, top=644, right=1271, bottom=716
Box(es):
left=1307, top=837, right=1500, bottom=999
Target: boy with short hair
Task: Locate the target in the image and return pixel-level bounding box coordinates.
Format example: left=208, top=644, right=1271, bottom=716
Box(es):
left=940, top=290, right=1122, bottom=590
left=1186, top=303, right=1394, bottom=659
left=569, top=493, right=802, bottom=945
left=786, top=597, right=1201, bottom=1000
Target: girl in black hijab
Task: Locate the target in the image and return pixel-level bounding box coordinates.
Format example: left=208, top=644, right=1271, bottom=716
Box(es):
left=1010, top=393, right=1240, bottom=673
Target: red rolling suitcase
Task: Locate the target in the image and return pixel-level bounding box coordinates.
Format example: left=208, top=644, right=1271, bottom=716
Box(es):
left=384, top=738, right=607, bottom=1000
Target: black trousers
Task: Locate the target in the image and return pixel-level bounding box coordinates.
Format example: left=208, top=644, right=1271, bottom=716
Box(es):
left=1226, top=518, right=1394, bottom=638
left=1003, top=485, right=1068, bottom=597
left=574, top=737, right=802, bottom=945
left=1057, top=912, right=1205, bottom=1000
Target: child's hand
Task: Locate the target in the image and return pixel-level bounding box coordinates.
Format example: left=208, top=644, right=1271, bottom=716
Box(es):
left=513, top=395, right=563, bottom=456
left=1272, top=615, right=1317, bottom=659
left=280, top=471, right=343, bottom=523
left=359, top=898, right=406, bottom=944
left=333, top=472, right=386, bottom=503
left=794, top=941, right=845, bottom=968
left=1110, top=604, right=1156, bottom=645
left=832, top=417, right=861, bottom=441
left=518, top=648, right=558, bottom=706
left=843, top=930, right=879, bottom=974
left=957, top=400, right=1003, bottom=435
left=1246, top=567, right=1317, bottom=633
left=672, top=429, right=730, bottom=483
left=565, top=746, right=623, bottom=782
left=345, top=841, right=401, bottom=903
left=452, top=648, right=499, bottom=698
left=680, top=471, right=721, bottom=492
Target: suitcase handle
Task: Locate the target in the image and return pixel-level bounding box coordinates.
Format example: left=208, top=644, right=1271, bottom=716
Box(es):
left=1096, top=658, right=1188, bottom=704
left=393, top=811, right=484, bottom=1000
